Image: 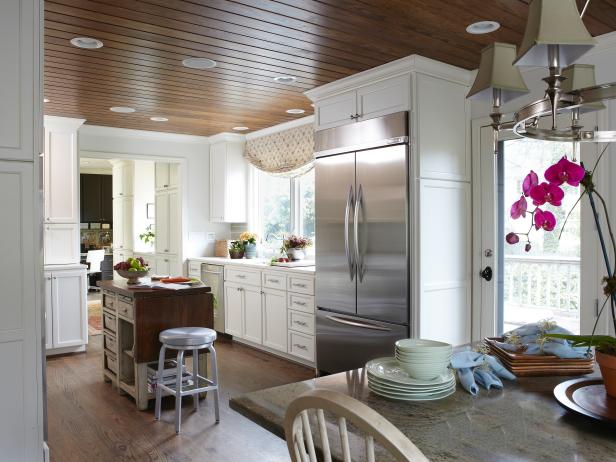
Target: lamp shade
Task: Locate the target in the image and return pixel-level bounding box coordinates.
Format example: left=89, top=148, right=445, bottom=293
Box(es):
left=514, top=0, right=596, bottom=67
left=467, top=43, right=529, bottom=102
left=562, top=64, right=605, bottom=111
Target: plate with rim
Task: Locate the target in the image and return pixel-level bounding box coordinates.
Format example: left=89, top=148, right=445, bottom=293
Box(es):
left=366, top=357, right=454, bottom=386
left=368, top=380, right=456, bottom=398
left=368, top=382, right=456, bottom=401
left=367, top=373, right=455, bottom=392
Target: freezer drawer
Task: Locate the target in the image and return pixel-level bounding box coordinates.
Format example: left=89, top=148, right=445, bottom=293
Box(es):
left=316, top=310, right=408, bottom=374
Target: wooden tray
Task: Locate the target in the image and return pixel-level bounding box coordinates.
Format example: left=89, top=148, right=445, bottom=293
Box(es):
left=554, top=378, right=616, bottom=425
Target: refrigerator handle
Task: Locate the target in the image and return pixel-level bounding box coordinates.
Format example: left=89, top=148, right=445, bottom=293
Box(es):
left=354, top=185, right=364, bottom=282
left=344, top=185, right=355, bottom=281
left=326, top=314, right=392, bottom=331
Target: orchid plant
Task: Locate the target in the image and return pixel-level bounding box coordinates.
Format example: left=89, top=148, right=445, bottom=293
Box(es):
left=506, top=147, right=616, bottom=356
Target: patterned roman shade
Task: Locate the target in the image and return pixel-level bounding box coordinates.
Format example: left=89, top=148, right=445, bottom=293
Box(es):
left=244, top=123, right=314, bottom=177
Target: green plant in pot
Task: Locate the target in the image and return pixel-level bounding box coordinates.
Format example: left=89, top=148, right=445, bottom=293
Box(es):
left=139, top=224, right=155, bottom=245
left=282, top=234, right=313, bottom=261
left=505, top=151, right=616, bottom=397
left=229, top=240, right=245, bottom=259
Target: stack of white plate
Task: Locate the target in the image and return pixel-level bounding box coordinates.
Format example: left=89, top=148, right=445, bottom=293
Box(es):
left=395, top=339, right=453, bottom=381
left=366, top=357, right=456, bottom=401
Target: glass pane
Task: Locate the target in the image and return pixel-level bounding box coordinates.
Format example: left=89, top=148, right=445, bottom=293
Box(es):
left=299, top=168, right=315, bottom=241
left=259, top=172, right=291, bottom=246
left=500, top=139, right=580, bottom=334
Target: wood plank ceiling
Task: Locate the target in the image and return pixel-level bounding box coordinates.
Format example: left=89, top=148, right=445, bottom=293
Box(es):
left=44, top=0, right=616, bottom=136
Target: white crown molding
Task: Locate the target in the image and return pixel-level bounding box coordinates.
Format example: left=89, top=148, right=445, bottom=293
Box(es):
left=207, top=132, right=246, bottom=144
left=245, top=115, right=314, bottom=140
left=79, top=124, right=210, bottom=144
left=44, top=115, right=86, bottom=131
left=304, top=54, right=473, bottom=102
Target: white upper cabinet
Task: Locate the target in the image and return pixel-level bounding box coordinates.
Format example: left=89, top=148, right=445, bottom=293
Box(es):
left=209, top=141, right=247, bottom=223
left=112, top=161, right=134, bottom=198
left=155, top=192, right=170, bottom=253
left=314, top=75, right=411, bottom=131
left=155, top=162, right=179, bottom=191
left=155, top=189, right=180, bottom=255
left=44, top=223, right=79, bottom=265
left=43, top=117, right=85, bottom=223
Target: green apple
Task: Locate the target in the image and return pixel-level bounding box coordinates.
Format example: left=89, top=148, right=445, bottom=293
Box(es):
left=128, top=267, right=138, bottom=272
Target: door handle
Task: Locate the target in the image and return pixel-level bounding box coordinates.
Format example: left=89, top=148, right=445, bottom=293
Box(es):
left=480, top=266, right=493, bottom=281
left=326, top=315, right=391, bottom=331
left=344, top=185, right=355, bottom=282
left=354, top=185, right=364, bottom=282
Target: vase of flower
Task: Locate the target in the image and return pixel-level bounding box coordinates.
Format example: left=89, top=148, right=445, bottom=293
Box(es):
left=283, top=235, right=313, bottom=261
left=240, top=231, right=258, bottom=259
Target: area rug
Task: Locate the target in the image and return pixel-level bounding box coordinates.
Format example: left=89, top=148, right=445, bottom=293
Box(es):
left=88, top=299, right=103, bottom=336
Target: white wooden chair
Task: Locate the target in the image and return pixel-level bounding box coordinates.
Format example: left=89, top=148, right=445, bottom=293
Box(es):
left=284, top=389, right=429, bottom=462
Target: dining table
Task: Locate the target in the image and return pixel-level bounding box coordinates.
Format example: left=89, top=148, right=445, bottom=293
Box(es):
left=229, top=368, right=616, bottom=461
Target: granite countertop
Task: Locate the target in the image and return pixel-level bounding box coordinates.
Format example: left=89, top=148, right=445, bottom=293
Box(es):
left=230, top=368, right=615, bottom=462
left=99, top=279, right=211, bottom=298
left=187, top=256, right=315, bottom=275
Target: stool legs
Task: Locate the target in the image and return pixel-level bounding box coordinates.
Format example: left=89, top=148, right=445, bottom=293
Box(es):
left=174, top=350, right=185, bottom=434
left=192, top=349, right=199, bottom=411
left=209, top=345, right=220, bottom=423
left=154, top=345, right=166, bottom=421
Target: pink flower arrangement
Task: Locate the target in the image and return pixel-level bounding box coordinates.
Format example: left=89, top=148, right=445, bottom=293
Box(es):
left=507, top=156, right=585, bottom=251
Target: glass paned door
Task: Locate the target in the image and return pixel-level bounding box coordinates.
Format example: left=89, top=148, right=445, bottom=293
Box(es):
left=498, top=139, right=581, bottom=334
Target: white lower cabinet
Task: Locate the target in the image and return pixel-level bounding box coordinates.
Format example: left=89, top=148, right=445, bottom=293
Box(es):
left=45, top=266, right=88, bottom=354
left=243, top=286, right=263, bottom=344
left=225, top=282, right=244, bottom=338
left=44, top=223, right=79, bottom=265
left=153, top=254, right=182, bottom=276
left=262, top=288, right=287, bottom=352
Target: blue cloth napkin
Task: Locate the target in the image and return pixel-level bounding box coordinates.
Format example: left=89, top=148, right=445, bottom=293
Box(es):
left=495, top=322, right=588, bottom=359
left=451, top=351, right=516, bottom=395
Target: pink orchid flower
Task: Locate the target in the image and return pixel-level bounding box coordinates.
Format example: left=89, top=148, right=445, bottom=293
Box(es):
left=530, top=182, right=564, bottom=207
left=506, top=232, right=520, bottom=244
left=534, top=209, right=557, bottom=231
left=522, top=170, right=539, bottom=197
left=510, top=195, right=527, bottom=219
left=545, top=157, right=586, bottom=187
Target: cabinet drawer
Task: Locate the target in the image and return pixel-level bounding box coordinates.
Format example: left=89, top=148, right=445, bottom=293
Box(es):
left=288, top=310, right=314, bottom=335
left=103, top=311, right=117, bottom=333
left=287, top=276, right=314, bottom=295
left=262, top=272, right=286, bottom=290
left=288, top=331, right=315, bottom=362
left=103, top=332, right=117, bottom=352
left=288, top=293, right=314, bottom=314
left=225, top=267, right=261, bottom=287
left=188, top=261, right=202, bottom=275
left=102, top=291, right=115, bottom=311
left=104, top=350, right=118, bottom=374
left=116, top=298, right=134, bottom=320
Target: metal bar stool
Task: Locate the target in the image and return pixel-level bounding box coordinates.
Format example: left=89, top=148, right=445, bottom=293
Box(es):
left=154, top=327, right=220, bottom=434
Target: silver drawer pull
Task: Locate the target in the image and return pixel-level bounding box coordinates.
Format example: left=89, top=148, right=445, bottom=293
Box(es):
left=294, top=320, right=308, bottom=327
left=268, top=278, right=280, bottom=283
left=293, top=343, right=308, bottom=351
left=294, top=283, right=307, bottom=288
left=236, top=274, right=246, bottom=279
left=294, top=301, right=307, bottom=307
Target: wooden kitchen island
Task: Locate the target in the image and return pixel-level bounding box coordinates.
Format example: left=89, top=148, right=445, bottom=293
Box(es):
left=99, top=279, right=214, bottom=410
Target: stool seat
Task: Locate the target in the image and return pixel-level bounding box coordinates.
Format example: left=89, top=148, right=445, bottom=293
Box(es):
left=159, top=327, right=217, bottom=346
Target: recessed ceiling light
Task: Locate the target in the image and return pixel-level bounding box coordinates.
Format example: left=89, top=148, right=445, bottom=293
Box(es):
left=286, top=108, right=305, bottom=114
left=232, top=126, right=249, bottom=131
left=182, top=57, right=217, bottom=69
left=150, top=116, right=168, bottom=122
left=466, top=21, right=500, bottom=35
left=274, top=76, right=297, bottom=84
left=110, top=106, right=136, bottom=113
left=70, top=37, right=104, bottom=49
left=44, top=98, right=50, bottom=103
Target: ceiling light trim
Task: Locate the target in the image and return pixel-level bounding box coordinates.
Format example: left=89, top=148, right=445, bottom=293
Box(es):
left=182, top=57, right=217, bottom=69
left=466, top=21, right=500, bottom=35
left=70, top=37, right=104, bottom=49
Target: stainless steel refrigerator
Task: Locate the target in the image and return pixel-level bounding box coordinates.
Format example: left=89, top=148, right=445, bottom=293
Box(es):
left=315, top=111, right=410, bottom=374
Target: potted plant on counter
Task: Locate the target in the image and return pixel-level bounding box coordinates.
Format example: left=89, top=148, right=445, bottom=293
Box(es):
left=505, top=152, right=616, bottom=397
left=282, top=235, right=313, bottom=261
left=229, top=240, right=245, bottom=259
left=240, top=231, right=258, bottom=259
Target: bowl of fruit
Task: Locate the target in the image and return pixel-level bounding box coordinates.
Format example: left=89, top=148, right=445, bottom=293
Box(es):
left=114, top=257, right=149, bottom=284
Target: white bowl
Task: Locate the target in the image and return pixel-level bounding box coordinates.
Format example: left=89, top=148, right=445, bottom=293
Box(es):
left=399, top=363, right=450, bottom=381
left=396, top=355, right=451, bottom=365
left=395, top=338, right=452, bottom=352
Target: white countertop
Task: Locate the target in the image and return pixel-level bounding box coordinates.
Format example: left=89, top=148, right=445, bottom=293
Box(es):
left=187, top=256, right=315, bottom=275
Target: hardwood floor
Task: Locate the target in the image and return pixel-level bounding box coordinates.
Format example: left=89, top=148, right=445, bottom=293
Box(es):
left=46, top=334, right=314, bottom=461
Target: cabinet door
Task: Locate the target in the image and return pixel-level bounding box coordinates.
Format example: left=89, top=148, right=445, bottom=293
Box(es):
left=44, top=127, right=79, bottom=223
left=315, top=92, right=357, bottom=130
left=155, top=193, right=170, bottom=253
left=169, top=163, right=180, bottom=188
left=224, top=283, right=244, bottom=338
left=262, top=288, right=287, bottom=352
left=44, top=273, right=53, bottom=350
left=112, top=165, right=123, bottom=197
left=113, top=197, right=124, bottom=249
left=168, top=190, right=180, bottom=255
left=101, top=175, right=113, bottom=223
left=44, top=223, right=79, bottom=265
left=224, top=146, right=247, bottom=223
left=80, top=174, right=102, bottom=222
left=154, top=255, right=170, bottom=276
left=52, top=270, right=87, bottom=348
left=122, top=196, right=133, bottom=250
left=209, top=144, right=226, bottom=222
left=243, top=286, right=263, bottom=344
left=357, top=74, right=411, bottom=122
left=155, top=162, right=169, bottom=190
left=122, top=162, right=134, bottom=197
